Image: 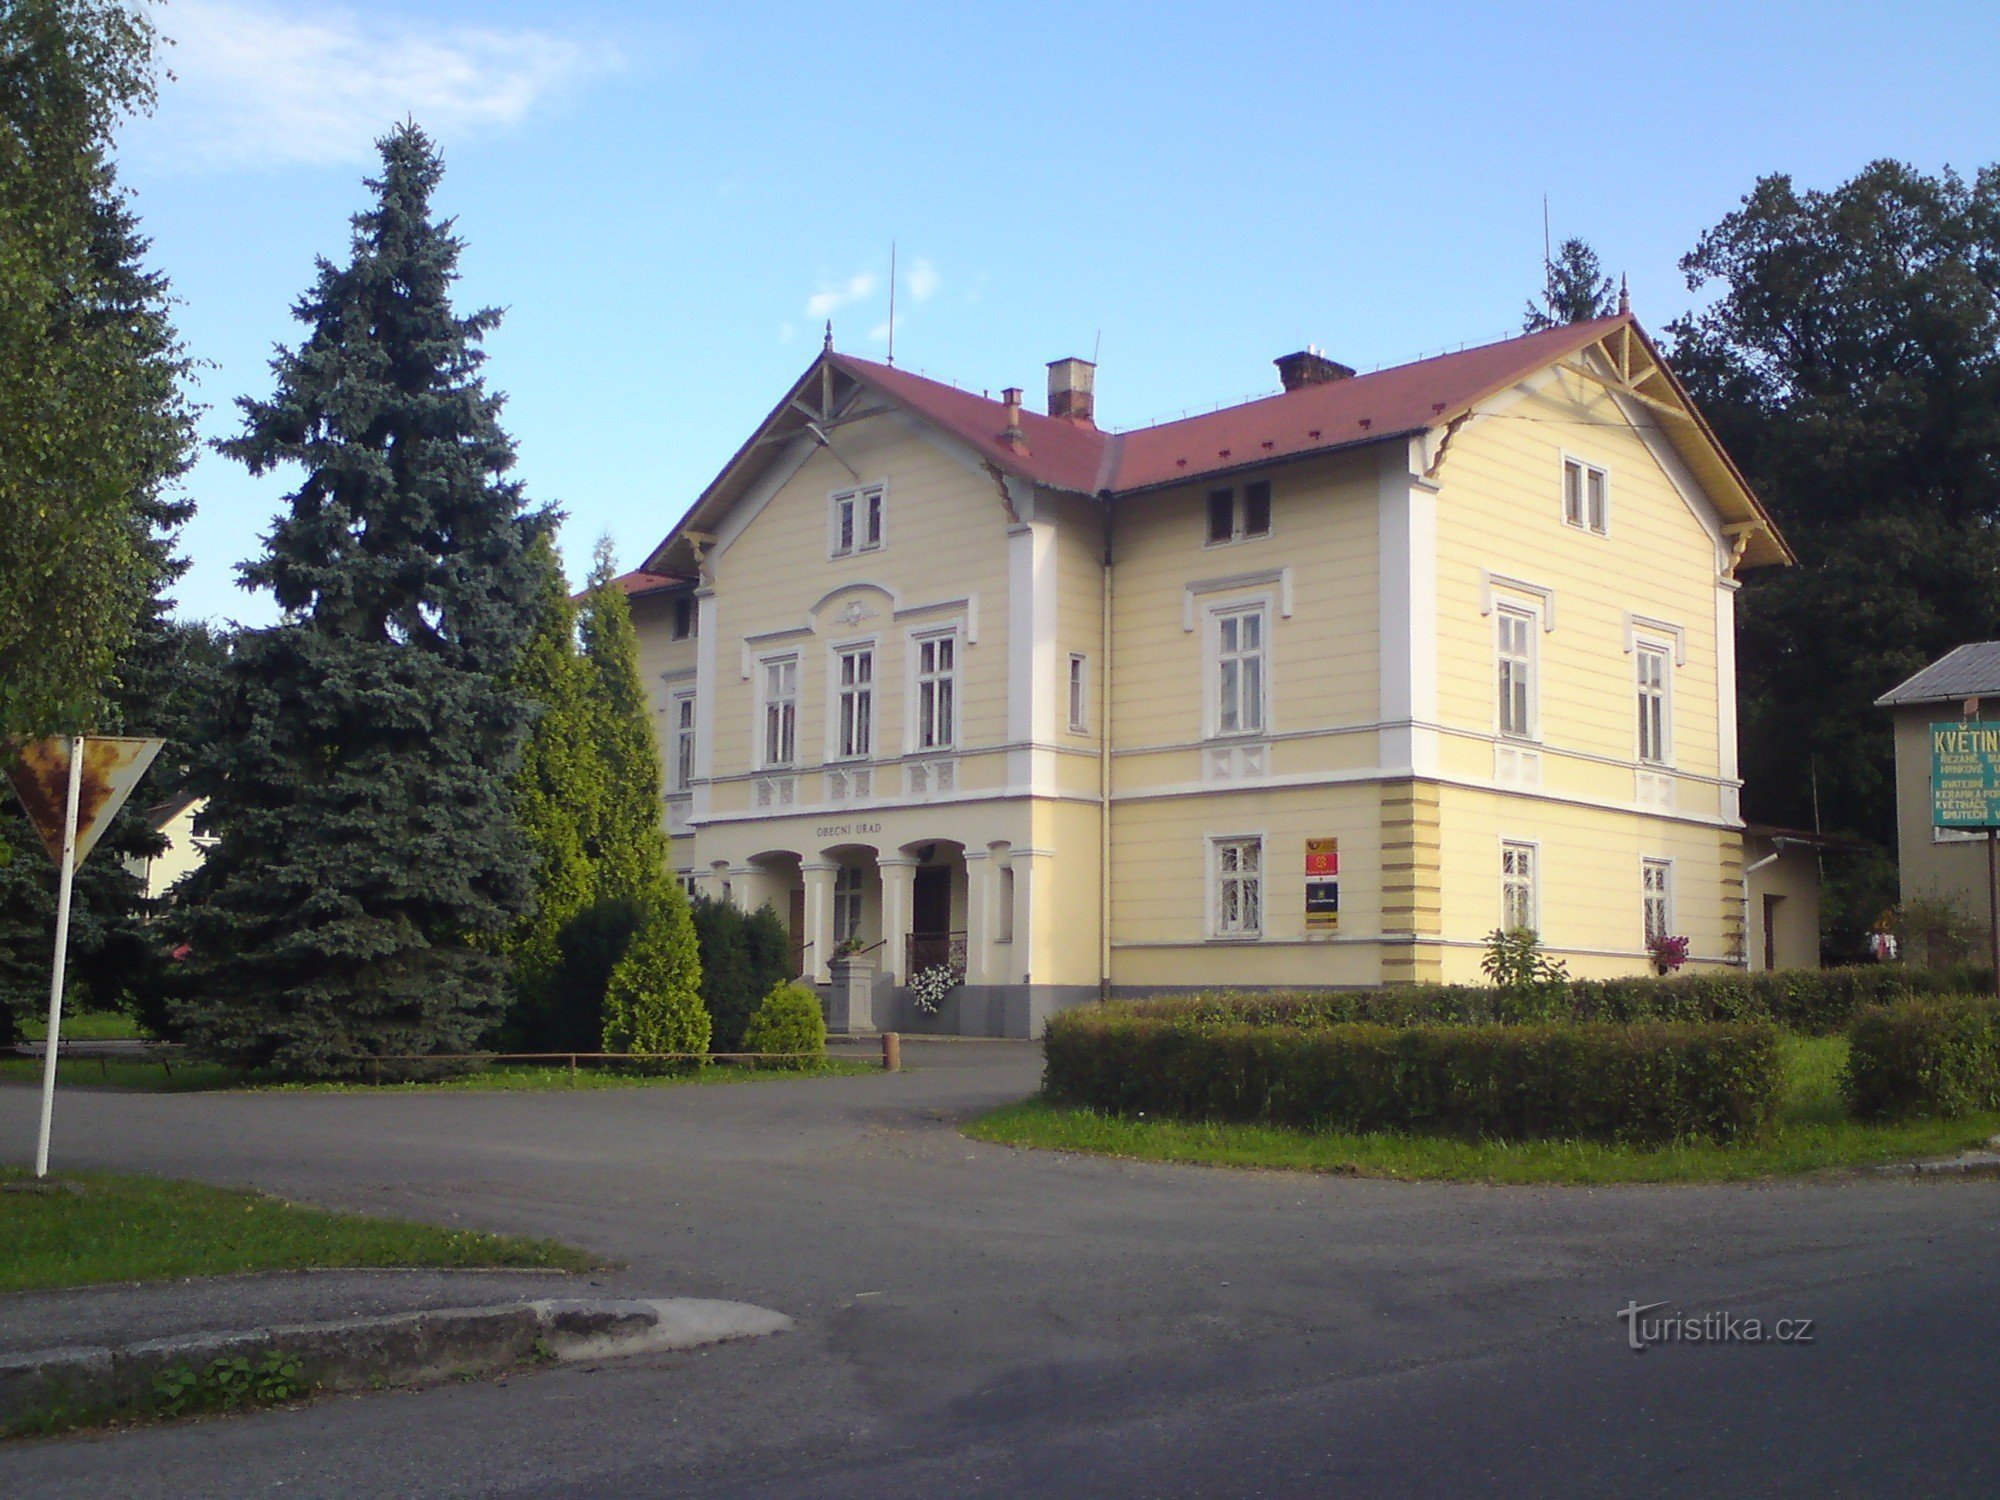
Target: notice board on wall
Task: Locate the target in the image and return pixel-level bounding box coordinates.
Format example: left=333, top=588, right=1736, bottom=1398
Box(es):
left=1305, top=837, right=1339, bottom=931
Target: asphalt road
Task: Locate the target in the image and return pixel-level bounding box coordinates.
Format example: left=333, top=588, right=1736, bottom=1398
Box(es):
left=3, top=1042, right=1997, bottom=1498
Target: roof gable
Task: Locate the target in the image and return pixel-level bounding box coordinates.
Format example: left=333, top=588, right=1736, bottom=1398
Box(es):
left=644, top=315, right=1791, bottom=574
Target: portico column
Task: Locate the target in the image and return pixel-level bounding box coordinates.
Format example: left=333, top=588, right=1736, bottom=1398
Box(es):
left=801, top=861, right=837, bottom=984
left=963, top=849, right=993, bottom=984
left=878, top=856, right=916, bottom=984
left=701, top=860, right=731, bottom=904
left=1010, top=848, right=1052, bottom=985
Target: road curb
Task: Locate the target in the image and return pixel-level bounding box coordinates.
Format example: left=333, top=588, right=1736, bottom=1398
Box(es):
left=0, top=1296, right=791, bottom=1434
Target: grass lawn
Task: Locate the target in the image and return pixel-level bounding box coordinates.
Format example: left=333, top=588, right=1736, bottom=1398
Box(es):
left=21, top=1011, right=144, bottom=1041
left=0, top=1167, right=595, bottom=1294
left=965, top=1036, right=2000, bottom=1186
left=0, top=1055, right=878, bottom=1094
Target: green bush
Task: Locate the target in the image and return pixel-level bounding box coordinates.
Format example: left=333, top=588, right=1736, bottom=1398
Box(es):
left=494, top=896, right=642, bottom=1053
left=1043, top=1012, right=1784, bottom=1146
left=1844, top=994, right=2000, bottom=1120
left=740, top=981, right=827, bottom=1070
left=1111, top=964, right=1992, bottom=1038
left=602, top=886, right=709, bottom=1062
left=692, top=897, right=793, bottom=1052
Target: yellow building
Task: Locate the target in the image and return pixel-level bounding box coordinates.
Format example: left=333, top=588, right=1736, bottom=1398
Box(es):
left=629, top=315, right=1790, bottom=1034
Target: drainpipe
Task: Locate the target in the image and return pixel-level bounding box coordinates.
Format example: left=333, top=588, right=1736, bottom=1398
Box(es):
left=1099, top=492, right=1115, bottom=1001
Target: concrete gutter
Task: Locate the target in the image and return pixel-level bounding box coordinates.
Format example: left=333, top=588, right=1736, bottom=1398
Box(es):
left=0, top=1296, right=790, bottom=1434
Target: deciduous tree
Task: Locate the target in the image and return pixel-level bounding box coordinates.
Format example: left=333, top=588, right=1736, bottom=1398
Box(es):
left=1671, top=160, right=2000, bottom=951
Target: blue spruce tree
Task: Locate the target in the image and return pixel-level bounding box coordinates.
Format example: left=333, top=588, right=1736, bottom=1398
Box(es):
left=177, top=125, right=542, bottom=1076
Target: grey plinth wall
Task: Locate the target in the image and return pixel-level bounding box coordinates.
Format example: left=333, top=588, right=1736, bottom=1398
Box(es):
left=865, top=978, right=1097, bottom=1039
left=823, top=956, right=876, bottom=1034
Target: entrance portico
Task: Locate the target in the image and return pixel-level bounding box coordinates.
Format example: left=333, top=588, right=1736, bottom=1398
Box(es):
left=696, top=810, right=1079, bottom=1035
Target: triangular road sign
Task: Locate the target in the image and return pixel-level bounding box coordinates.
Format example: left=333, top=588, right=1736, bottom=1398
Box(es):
left=5, top=736, right=166, bottom=868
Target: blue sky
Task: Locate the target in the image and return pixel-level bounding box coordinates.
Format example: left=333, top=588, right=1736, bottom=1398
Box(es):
left=122, top=0, right=1999, bottom=625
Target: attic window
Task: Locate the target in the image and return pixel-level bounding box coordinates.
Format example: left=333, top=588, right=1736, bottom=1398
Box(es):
left=830, top=483, right=885, bottom=559
left=671, top=595, right=698, bottom=641
left=1206, top=481, right=1273, bottom=546
left=1563, top=457, right=1608, bottom=536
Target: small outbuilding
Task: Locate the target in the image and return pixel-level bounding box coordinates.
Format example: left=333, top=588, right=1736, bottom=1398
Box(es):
left=1876, top=642, right=2000, bottom=955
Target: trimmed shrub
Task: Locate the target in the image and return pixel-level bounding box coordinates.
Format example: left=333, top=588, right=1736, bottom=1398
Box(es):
left=692, top=897, right=793, bottom=1053
left=1043, top=1012, right=1783, bottom=1146
left=602, top=886, right=709, bottom=1061
left=741, top=981, right=828, bottom=1069
left=1844, top=995, right=2000, bottom=1120
left=1111, top=965, right=1992, bottom=1038
left=494, top=896, right=642, bottom=1053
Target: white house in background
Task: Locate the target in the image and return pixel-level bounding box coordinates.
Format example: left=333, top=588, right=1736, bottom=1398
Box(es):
left=123, top=792, right=210, bottom=903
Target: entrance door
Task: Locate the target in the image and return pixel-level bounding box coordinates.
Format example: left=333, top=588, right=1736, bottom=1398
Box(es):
left=909, top=866, right=952, bottom=972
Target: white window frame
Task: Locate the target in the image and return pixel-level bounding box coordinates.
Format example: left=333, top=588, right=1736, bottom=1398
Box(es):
left=1208, top=833, right=1265, bottom=940
left=1203, top=479, right=1275, bottom=547
left=828, top=639, right=876, bottom=762
left=670, top=689, right=697, bottom=792
left=1495, top=604, right=1539, bottom=741
left=1501, top=839, right=1539, bottom=934
left=833, top=865, right=865, bottom=943
left=908, top=625, right=960, bottom=753
left=1562, top=454, right=1609, bottom=536
left=756, top=653, right=799, bottom=770
left=1642, top=857, right=1674, bottom=943
left=1204, top=598, right=1271, bottom=740
left=829, top=482, right=886, bottom=559
left=1635, top=639, right=1673, bottom=766
left=1067, top=652, right=1090, bottom=735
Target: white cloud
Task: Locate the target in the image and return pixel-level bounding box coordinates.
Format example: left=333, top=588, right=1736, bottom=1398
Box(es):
left=144, top=0, right=621, bottom=170
left=906, top=257, right=940, bottom=302
left=868, top=317, right=895, bottom=345
left=805, top=272, right=878, bottom=320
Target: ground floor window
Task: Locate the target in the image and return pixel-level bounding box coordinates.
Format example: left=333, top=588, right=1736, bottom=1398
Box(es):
left=1501, top=841, right=1537, bottom=934
left=1643, top=858, right=1673, bottom=943
left=1211, top=836, right=1263, bottom=938
left=834, top=865, right=865, bottom=942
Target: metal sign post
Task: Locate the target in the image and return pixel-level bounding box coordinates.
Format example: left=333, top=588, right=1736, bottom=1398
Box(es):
left=1929, top=716, right=2000, bottom=998
left=5, top=733, right=166, bottom=1177
left=33, top=736, right=87, bottom=1178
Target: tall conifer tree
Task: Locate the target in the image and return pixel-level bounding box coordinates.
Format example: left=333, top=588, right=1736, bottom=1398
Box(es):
left=177, top=125, right=542, bottom=1075
left=1524, top=237, right=1618, bottom=332
left=578, top=539, right=671, bottom=907
left=497, top=537, right=601, bottom=992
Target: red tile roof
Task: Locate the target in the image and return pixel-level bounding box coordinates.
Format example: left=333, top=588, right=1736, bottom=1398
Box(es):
left=608, top=569, right=692, bottom=598
left=831, top=316, right=1628, bottom=498
left=830, top=354, right=1110, bottom=495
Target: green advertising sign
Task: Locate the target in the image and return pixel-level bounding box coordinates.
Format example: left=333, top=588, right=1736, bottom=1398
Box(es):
left=1931, top=722, right=2000, bottom=828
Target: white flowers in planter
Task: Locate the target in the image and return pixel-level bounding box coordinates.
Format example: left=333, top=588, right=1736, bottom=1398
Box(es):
left=907, top=962, right=963, bottom=1015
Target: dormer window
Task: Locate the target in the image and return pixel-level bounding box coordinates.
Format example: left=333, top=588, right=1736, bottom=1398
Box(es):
left=831, top=484, right=885, bottom=558
left=1205, top=480, right=1272, bottom=545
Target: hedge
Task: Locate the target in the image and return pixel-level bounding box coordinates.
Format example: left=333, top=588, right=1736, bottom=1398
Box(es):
left=1111, top=964, right=1991, bottom=1038
left=1043, top=1013, right=1783, bottom=1146
left=1844, top=995, right=2000, bottom=1120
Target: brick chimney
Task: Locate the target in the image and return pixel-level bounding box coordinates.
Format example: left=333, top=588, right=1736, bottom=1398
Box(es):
left=999, top=387, right=1029, bottom=452
left=1046, top=357, right=1096, bottom=425
left=1275, top=346, right=1355, bottom=392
